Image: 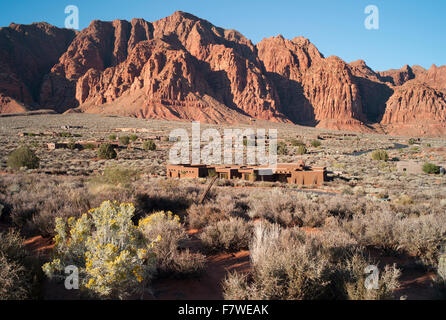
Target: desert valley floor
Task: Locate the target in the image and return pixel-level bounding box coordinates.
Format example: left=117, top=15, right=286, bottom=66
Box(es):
left=0, top=113, right=445, bottom=300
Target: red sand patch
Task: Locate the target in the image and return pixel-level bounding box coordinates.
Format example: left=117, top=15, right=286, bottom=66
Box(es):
left=367, top=247, right=439, bottom=300
left=150, top=250, right=250, bottom=300
left=395, top=271, right=437, bottom=300
left=301, top=227, right=322, bottom=235
left=186, top=228, right=200, bottom=236
left=23, top=236, right=54, bottom=256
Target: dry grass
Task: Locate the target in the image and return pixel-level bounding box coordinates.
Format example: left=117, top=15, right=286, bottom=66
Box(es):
left=0, top=113, right=445, bottom=299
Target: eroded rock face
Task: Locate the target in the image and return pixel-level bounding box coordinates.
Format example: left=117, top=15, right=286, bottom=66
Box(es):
left=381, top=82, right=446, bottom=124
left=39, top=12, right=286, bottom=121
left=0, top=22, right=76, bottom=111
left=380, top=81, right=446, bottom=136
left=258, top=38, right=368, bottom=130
left=0, top=11, right=445, bottom=135
left=415, top=65, right=446, bottom=91
left=377, top=65, right=416, bottom=86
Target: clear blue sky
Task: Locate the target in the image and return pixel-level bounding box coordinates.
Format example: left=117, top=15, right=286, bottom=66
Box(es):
left=1, top=0, right=444, bottom=71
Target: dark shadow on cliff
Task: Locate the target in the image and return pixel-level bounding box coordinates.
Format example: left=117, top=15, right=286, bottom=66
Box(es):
left=264, top=72, right=317, bottom=126
left=354, top=76, right=394, bottom=123
left=38, top=73, right=79, bottom=113
left=162, top=33, right=253, bottom=118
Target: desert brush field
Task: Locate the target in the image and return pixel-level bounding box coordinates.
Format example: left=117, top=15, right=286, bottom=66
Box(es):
left=0, top=113, right=445, bottom=300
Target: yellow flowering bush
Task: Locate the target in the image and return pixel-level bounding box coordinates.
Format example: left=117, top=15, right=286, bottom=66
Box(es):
left=43, top=201, right=159, bottom=299
left=139, top=211, right=184, bottom=270
left=139, top=211, right=205, bottom=276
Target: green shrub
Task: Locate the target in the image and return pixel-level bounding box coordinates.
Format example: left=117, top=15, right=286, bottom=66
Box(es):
left=408, top=138, right=416, bottom=145
left=119, top=135, right=130, bottom=146
left=108, top=134, right=117, bottom=141
left=97, top=143, right=117, bottom=159
left=60, top=132, right=72, bottom=137
left=143, top=140, right=156, bottom=151
left=96, top=166, right=140, bottom=186
left=7, top=146, right=40, bottom=169
left=42, top=201, right=159, bottom=299
left=130, top=134, right=138, bottom=142
left=297, top=145, right=307, bottom=155
left=84, top=143, right=95, bottom=149
left=422, top=162, right=440, bottom=174
left=371, top=150, right=388, bottom=161
left=277, top=141, right=287, bottom=155
left=200, top=218, right=253, bottom=253
left=311, top=140, right=321, bottom=147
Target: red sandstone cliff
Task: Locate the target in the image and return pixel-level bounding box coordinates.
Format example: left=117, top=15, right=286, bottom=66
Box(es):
left=0, top=11, right=445, bottom=136
left=0, top=22, right=76, bottom=112
left=380, top=81, right=446, bottom=136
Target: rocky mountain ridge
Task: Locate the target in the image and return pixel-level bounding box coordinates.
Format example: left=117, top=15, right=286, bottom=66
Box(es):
left=0, top=11, right=445, bottom=136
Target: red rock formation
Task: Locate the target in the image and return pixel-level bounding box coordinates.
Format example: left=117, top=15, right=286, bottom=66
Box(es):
left=377, top=65, right=415, bottom=86
left=74, top=38, right=249, bottom=123
left=349, top=59, right=381, bottom=82
left=414, top=64, right=446, bottom=91
left=40, top=12, right=286, bottom=121
left=0, top=11, right=445, bottom=135
left=40, top=19, right=152, bottom=112
left=150, top=11, right=284, bottom=121
left=381, top=81, right=446, bottom=124
left=0, top=23, right=75, bottom=112
left=257, top=37, right=369, bottom=131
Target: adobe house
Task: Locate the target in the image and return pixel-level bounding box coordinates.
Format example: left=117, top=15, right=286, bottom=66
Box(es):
left=215, top=166, right=244, bottom=179
left=166, top=164, right=210, bottom=178
left=166, top=161, right=327, bottom=186
left=47, top=142, right=69, bottom=150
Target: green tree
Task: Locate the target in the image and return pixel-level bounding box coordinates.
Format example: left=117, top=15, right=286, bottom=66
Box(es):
left=7, top=146, right=40, bottom=169
left=143, top=140, right=156, bottom=151
left=311, top=140, right=321, bottom=147
left=422, top=162, right=440, bottom=174
left=277, top=141, right=288, bottom=155
left=119, top=135, right=130, bottom=146
left=371, top=150, right=388, bottom=161
left=98, top=143, right=117, bottom=159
